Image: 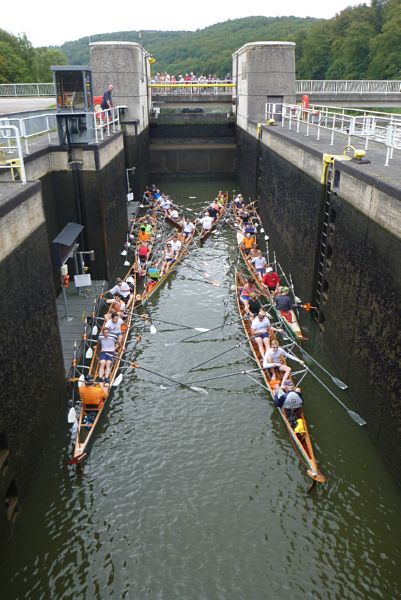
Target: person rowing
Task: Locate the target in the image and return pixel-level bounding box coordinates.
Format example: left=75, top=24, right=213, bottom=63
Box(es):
left=217, top=190, right=226, bottom=205
left=275, top=287, right=295, bottom=311
left=251, top=309, right=282, bottom=358
left=107, top=277, right=131, bottom=307
left=251, top=249, right=267, bottom=278
left=96, top=327, right=117, bottom=387
left=104, top=293, right=126, bottom=321
left=199, top=211, right=214, bottom=232
left=248, top=291, right=262, bottom=318
left=274, top=380, right=304, bottom=426
left=240, top=276, right=259, bottom=316
left=241, top=232, right=256, bottom=255
left=159, top=195, right=173, bottom=214
left=138, top=226, right=150, bottom=243
left=168, top=233, right=182, bottom=254
left=262, top=340, right=305, bottom=381
left=79, top=374, right=107, bottom=406
left=181, top=218, right=195, bottom=238
left=262, top=267, right=281, bottom=296
left=105, top=312, right=125, bottom=348
left=234, top=194, right=243, bottom=208
left=160, top=242, right=176, bottom=275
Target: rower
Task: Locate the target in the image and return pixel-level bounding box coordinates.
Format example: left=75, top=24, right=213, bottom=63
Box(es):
left=160, top=242, right=176, bottom=275
left=182, top=218, right=195, bottom=238
left=262, top=267, right=281, bottom=296
left=107, top=277, right=131, bottom=307
left=250, top=249, right=267, bottom=278
left=240, top=276, right=258, bottom=316
left=217, top=190, right=226, bottom=205
left=262, top=340, right=305, bottom=381
left=138, top=226, right=150, bottom=243
left=105, top=312, right=125, bottom=348
left=146, top=266, right=160, bottom=292
left=207, top=203, right=218, bottom=221
left=199, top=211, right=214, bottom=232
left=97, top=328, right=117, bottom=387
left=251, top=309, right=282, bottom=358
left=104, top=293, right=126, bottom=321
left=234, top=194, right=243, bottom=208
left=274, top=380, right=304, bottom=426
left=137, top=241, right=150, bottom=269
left=159, top=196, right=172, bottom=214
left=275, top=287, right=294, bottom=312
left=170, top=208, right=180, bottom=221
left=79, top=374, right=107, bottom=406
left=248, top=292, right=262, bottom=318
left=241, top=232, right=256, bottom=255
left=168, top=233, right=182, bottom=254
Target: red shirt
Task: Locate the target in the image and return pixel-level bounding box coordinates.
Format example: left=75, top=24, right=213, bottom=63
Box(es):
left=138, top=245, right=148, bottom=257
left=262, top=272, right=280, bottom=289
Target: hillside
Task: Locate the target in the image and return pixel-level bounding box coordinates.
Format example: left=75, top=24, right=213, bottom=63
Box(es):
left=60, top=16, right=320, bottom=77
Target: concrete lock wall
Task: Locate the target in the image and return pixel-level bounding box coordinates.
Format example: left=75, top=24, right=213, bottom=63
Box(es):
left=0, top=182, right=66, bottom=544
left=90, top=42, right=150, bottom=136
left=233, top=42, right=296, bottom=130
left=236, top=124, right=401, bottom=482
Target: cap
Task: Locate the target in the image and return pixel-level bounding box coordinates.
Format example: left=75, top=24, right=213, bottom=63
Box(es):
left=116, top=278, right=122, bottom=283
left=281, top=286, right=289, bottom=293
left=284, top=380, right=293, bottom=386
left=84, top=375, right=94, bottom=384
left=266, top=267, right=273, bottom=273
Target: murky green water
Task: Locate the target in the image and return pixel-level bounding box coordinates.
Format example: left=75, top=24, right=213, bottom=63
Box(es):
left=1, top=179, right=400, bottom=599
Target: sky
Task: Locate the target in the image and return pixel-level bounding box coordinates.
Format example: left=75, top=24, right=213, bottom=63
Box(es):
left=4, top=0, right=368, bottom=47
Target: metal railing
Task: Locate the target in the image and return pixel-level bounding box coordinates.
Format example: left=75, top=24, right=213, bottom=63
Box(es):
left=0, top=83, right=55, bottom=97
left=265, top=102, right=401, bottom=166
left=0, top=124, right=26, bottom=182
left=296, top=80, right=401, bottom=94
left=149, top=82, right=235, bottom=95
left=0, top=107, right=122, bottom=155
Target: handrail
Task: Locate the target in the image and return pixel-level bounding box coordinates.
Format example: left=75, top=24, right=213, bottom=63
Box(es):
left=296, top=80, right=401, bottom=94
left=0, top=124, right=26, bottom=182
left=0, top=83, right=55, bottom=97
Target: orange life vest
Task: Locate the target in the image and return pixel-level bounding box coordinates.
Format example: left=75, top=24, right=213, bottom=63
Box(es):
left=79, top=385, right=107, bottom=407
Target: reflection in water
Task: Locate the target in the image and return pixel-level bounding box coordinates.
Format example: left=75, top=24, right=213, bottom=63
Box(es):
left=0, top=179, right=400, bottom=599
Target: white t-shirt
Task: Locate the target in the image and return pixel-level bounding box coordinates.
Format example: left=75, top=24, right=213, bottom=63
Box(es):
left=183, top=221, right=195, bottom=234
left=251, top=316, right=271, bottom=334
left=200, top=216, right=213, bottom=230
left=169, top=239, right=182, bottom=253
left=99, top=334, right=116, bottom=352
left=171, top=209, right=179, bottom=219
left=105, top=318, right=124, bottom=336
left=252, top=256, right=267, bottom=270
left=109, top=282, right=130, bottom=299
left=263, top=347, right=302, bottom=368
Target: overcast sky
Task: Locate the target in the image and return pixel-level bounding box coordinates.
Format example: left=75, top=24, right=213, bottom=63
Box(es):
left=4, top=0, right=367, bottom=47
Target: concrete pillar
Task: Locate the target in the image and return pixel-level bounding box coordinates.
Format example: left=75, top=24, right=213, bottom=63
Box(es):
left=233, top=41, right=296, bottom=132
left=90, top=41, right=150, bottom=135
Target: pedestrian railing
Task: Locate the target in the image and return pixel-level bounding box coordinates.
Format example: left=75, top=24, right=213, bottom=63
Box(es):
left=296, top=80, right=401, bottom=94
left=149, top=83, right=235, bottom=95
left=265, top=102, right=401, bottom=166
left=0, top=83, right=55, bottom=97
left=0, top=107, right=123, bottom=155
left=0, top=124, right=27, bottom=183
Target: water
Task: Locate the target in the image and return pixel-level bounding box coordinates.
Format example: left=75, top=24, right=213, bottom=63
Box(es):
left=1, top=179, right=400, bottom=599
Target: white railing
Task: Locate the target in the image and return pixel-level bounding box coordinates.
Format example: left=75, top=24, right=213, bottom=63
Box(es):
left=149, top=82, right=235, bottom=95
left=0, top=83, right=55, bottom=97
left=0, top=125, right=26, bottom=182
left=0, top=107, right=122, bottom=154
left=265, top=102, right=401, bottom=166
left=296, top=80, right=401, bottom=94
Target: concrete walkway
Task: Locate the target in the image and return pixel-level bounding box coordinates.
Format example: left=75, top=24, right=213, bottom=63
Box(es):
left=56, top=279, right=106, bottom=374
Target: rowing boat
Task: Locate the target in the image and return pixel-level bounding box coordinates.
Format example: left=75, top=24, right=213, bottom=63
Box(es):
left=199, top=191, right=229, bottom=244
left=70, top=267, right=137, bottom=465
left=139, top=227, right=196, bottom=302
left=233, top=203, right=305, bottom=340
left=235, top=271, right=325, bottom=484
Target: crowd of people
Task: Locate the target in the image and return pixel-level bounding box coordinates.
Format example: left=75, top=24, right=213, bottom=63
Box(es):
left=151, top=72, right=232, bottom=84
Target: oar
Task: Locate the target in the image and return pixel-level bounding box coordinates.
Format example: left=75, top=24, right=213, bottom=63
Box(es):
left=164, top=322, right=233, bottom=347
left=306, top=368, right=366, bottom=426
left=141, top=315, right=210, bottom=332
left=117, top=357, right=208, bottom=395
left=188, top=366, right=267, bottom=385
left=184, top=335, right=259, bottom=374
left=284, top=336, right=348, bottom=390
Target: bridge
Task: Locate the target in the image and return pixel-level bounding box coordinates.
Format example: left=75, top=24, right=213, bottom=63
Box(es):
left=2, top=80, right=401, bottom=107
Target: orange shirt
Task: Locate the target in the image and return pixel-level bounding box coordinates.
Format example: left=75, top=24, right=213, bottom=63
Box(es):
left=243, top=236, right=255, bottom=250
left=79, top=385, right=107, bottom=406
left=138, top=231, right=150, bottom=243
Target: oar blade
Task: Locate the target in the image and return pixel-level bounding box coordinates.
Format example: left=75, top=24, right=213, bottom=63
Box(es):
left=332, top=376, right=348, bottom=390
left=78, top=374, right=85, bottom=387
left=150, top=325, right=157, bottom=335
left=92, top=325, right=98, bottom=336
left=194, top=327, right=210, bottom=332
left=348, top=410, right=366, bottom=426
left=85, top=347, right=93, bottom=359
left=164, top=341, right=177, bottom=347
left=190, top=386, right=209, bottom=396
left=112, top=373, right=123, bottom=387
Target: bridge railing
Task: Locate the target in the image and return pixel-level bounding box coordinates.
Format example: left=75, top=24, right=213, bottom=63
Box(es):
left=0, top=83, right=55, bottom=97
left=296, top=80, right=401, bottom=94
left=149, top=82, right=235, bottom=95
left=265, top=102, right=401, bottom=166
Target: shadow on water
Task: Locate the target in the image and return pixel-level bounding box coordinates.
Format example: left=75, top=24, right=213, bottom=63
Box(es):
left=0, top=178, right=400, bottom=599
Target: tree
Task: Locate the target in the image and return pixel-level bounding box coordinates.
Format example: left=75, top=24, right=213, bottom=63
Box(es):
left=32, top=47, right=67, bottom=81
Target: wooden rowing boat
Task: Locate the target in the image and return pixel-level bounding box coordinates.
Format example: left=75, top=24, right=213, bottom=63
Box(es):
left=70, top=266, right=137, bottom=465
left=235, top=271, right=325, bottom=484
left=233, top=203, right=305, bottom=340
left=199, top=191, right=229, bottom=244
left=139, top=227, right=196, bottom=302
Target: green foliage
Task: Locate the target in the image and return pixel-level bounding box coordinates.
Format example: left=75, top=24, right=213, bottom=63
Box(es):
left=32, top=47, right=67, bottom=81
